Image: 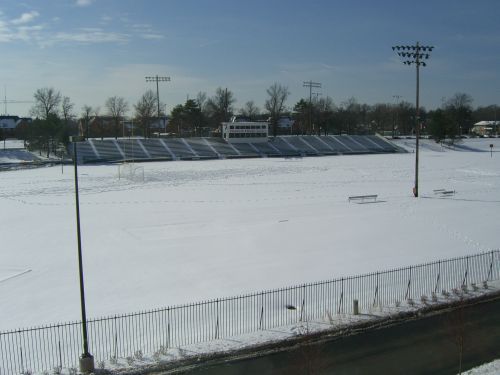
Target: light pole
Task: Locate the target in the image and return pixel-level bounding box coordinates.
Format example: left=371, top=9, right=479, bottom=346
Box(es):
left=146, top=75, right=170, bottom=136
left=303, top=81, right=321, bottom=135
left=392, top=42, right=433, bottom=197
left=70, top=136, right=94, bottom=373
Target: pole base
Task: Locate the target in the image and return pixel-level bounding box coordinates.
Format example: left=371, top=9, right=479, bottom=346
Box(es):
left=79, top=354, right=95, bottom=374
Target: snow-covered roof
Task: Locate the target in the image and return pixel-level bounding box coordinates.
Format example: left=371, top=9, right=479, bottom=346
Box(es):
left=474, top=121, right=500, bottom=126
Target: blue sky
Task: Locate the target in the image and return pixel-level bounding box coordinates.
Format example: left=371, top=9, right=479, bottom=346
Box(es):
left=1, top=0, right=499, bottom=117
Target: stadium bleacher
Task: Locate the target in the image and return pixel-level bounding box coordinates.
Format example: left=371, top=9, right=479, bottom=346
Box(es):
left=70, top=135, right=402, bottom=163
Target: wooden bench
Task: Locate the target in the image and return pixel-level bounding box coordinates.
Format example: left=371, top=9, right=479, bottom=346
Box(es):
left=348, top=194, right=378, bottom=203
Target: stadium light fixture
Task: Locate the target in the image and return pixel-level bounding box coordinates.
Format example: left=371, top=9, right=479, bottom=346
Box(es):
left=146, top=75, right=171, bottom=134
left=392, top=41, right=433, bottom=197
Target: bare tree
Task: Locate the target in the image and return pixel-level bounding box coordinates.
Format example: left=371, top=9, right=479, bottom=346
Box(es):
left=81, top=105, right=93, bottom=137
left=105, top=96, right=129, bottom=138
left=61, top=97, right=74, bottom=121
left=196, top=91, right=208, bottom=112
left=134, top=90, right=157, bottom=137
left=239, top=100, right=260, bottom=120
left=206, top=87, right=236, bottom=129
left=31, top=87, right=62, bottom=119
left=445, top=93, right=473, bottom=135
left=265, top=83, right=290, bottom=137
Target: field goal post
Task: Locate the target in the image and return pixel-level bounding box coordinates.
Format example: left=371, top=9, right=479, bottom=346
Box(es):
left=118, top=162, right=144, bottom=182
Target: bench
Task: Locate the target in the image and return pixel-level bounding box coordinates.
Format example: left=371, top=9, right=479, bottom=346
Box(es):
left=348, top=194, right=378, bottom=203
left=434, top=189, right=455, bottom=196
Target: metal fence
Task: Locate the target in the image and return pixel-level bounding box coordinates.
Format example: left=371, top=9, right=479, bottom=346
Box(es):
left=1, top=250, right=499, bottom=374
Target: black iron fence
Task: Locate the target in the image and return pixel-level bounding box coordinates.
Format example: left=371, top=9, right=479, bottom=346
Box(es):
left=1, top=250, right=499, bottom=374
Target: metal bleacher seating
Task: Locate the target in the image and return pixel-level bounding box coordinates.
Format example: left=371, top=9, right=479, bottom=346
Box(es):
left=365, top=135, right=399, bottom=152
left=302, top=136, right=336, bottom=154
left=117, top=139, right=149, bottom=160
left=251, top=141, right=282, bottom=156
left=230, top=142, right=261, bottom=157
left=71, top=135, right=403, bottom=164
left=185, top=138, right=219, bottom=158
left=321, top=136, right=352, bottom=153
left=270, top=137, right=302, bottom=156
left=208, top=138, right=241, bottom=158
left=75, top=141, right=99, bottom=162
left=335, top=135, right=370, bottom=153
left=163, top=138, right=197, bottom=159
left=141, top=139, right=173, bottom=160
left=285, top=136, right=319, bottom=155
left=92, top=140, right=123, bottom=161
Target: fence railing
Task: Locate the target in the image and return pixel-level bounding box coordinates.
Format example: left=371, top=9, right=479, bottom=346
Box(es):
left=1, top=250, right=499, bottom=374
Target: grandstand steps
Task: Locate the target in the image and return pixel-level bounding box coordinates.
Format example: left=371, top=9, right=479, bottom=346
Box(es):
left=71, top=135, right=404, bottom=163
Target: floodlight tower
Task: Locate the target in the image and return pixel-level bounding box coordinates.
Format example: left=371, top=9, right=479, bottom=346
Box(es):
left=303, top=81, right=321, bottom=135
left=145, top=75, right=170, bottom=132
left=392, top=42, right=433, bottom=197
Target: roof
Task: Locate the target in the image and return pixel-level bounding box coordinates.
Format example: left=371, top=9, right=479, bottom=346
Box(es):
left=474, top=121, right=500, bottom=126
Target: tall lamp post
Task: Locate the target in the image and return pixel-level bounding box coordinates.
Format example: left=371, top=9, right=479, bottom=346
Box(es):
left=303, top=81, right=321, bottom=135
left=70, top=136, right=94, bottom=373
left=392, top=42, right=433, bottom=197
left=146, top=75, right=170, bottom=135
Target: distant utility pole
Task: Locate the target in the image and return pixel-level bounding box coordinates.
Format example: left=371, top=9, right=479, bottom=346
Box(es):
left=303, top=81, right=321, bottom=135
left=2, top=87, right=32, bottom=115
left=392, top=42, right=433, bottom=198
left=145, top=75, right=170, bottom=130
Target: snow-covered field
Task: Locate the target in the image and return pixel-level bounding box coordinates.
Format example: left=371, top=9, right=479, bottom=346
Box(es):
left=0, top=138, right=499, bottom=331
left=464, top=359, right=500, bottom=375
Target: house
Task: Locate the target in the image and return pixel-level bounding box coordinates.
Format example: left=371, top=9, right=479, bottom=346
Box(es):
left=0, top=116, right=32, bottom=137
left=471, top=121, right=499, bottom=137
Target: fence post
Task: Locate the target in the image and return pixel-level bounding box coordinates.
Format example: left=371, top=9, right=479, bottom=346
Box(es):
left=167, top=308, right=170, bottom=348
left=487, top=251, right=494, bottom=281
left=353, top=299, right=359, bottom=315
left=434, top=260, right=441, bottom=294
left=373, top=272, right=379, bottom=307
left=337, top=278, right=344, bottom=315
left=258, top=292, right=264, bottom=330
left=19, top=346, right=24, bottom=374
left=58, top=340, right=62, bottom=370
left=462, top=256, right=469, bottom=286
left=214, top=299, right=219, bottom=340
left=299, top=285, right=306, bottom=322
left=405, top=267, right=412, bottom=300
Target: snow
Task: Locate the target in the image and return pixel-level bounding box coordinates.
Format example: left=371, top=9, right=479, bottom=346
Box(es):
left=0, top=138, right=499, bottom=332
left=463, top=359, right=500, bottom=374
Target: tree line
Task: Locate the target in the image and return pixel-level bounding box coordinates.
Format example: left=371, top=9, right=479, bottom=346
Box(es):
left=14, top=85, right=499, bottom=156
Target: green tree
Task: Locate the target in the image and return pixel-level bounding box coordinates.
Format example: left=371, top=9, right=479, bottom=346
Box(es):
left=168, top=99, right=204, bottom=136
left=293, top=99, right=310, bottom=135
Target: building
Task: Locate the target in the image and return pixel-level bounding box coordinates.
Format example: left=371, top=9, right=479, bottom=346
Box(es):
left=471, top=121, right=499, bottom=136
left=221, top=121, right=269, bottom=143
left=0, top=116, right=32, bottom=137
